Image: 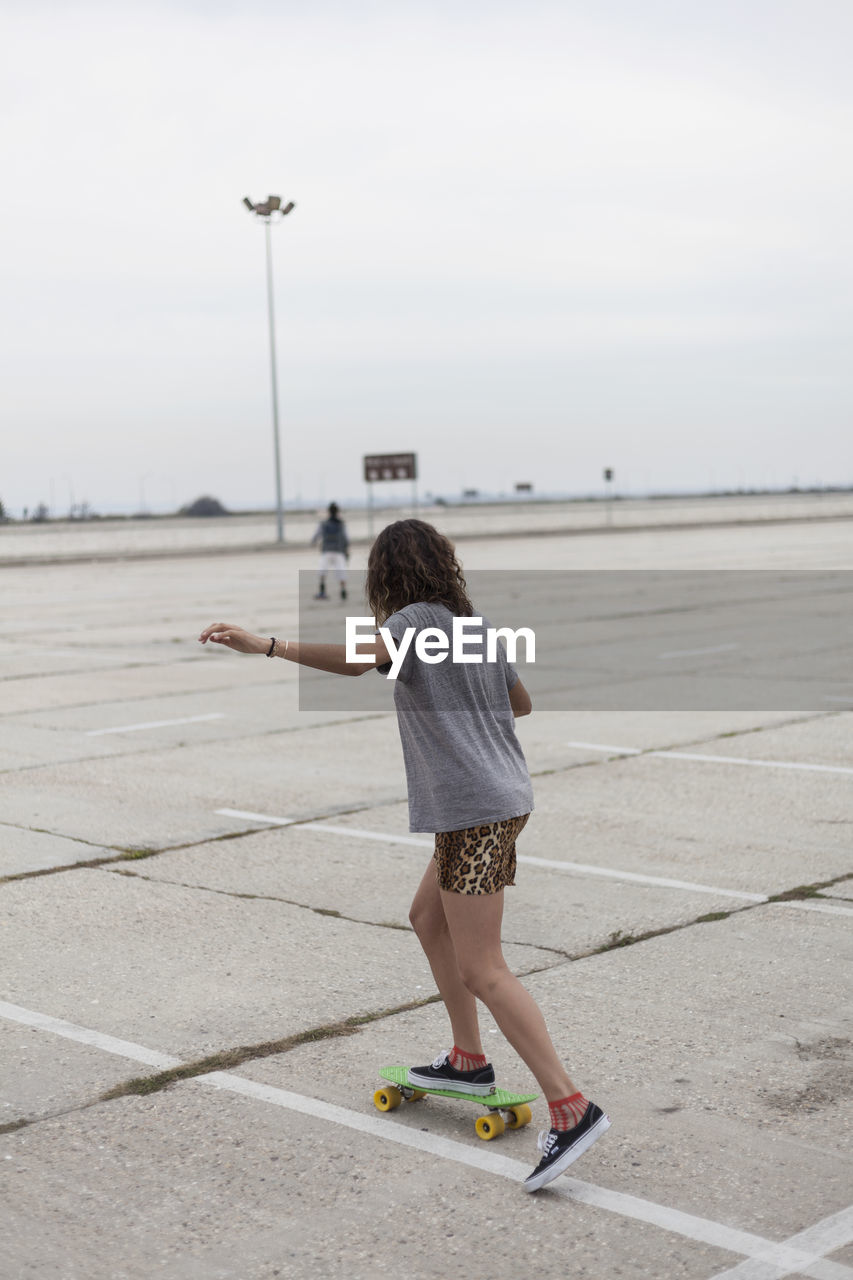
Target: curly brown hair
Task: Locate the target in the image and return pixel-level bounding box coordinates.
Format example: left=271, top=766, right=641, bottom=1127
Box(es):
left=366, top=519, right=473, bottom=624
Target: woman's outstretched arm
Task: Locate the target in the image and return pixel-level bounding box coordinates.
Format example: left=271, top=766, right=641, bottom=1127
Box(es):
left=197, top=623, right=390, bottom=677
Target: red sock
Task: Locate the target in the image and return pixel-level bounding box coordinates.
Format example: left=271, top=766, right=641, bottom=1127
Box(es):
left=548, top=1092, right=589, bottom=1131
left=448, top=1045, right=488, bottom=1071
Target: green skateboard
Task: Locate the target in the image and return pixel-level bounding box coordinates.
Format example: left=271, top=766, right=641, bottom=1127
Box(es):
left=374, top=1065, right=539, bottom=1140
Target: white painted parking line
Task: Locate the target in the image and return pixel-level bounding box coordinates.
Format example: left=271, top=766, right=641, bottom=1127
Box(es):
left=2, top=998, right=850, bottom=1279
left=658, top=643, right=740, bottom=659
left=807, top=1260, right=853, bottom=1280
left=658, top=751, right=853, bottom=775
left=515, top=854, right=766, bottom=901
left=309, top=822, right=434, bottom=849
left=86, top=713, right=226, bottom=737
left=215, top=812, right=433, bottom=847
left=223, top=811, right=853, bottom=913
left=780, top=900, right=853, bottom=920
left=215, top=808, right=296, bottom=827
left=312, top=825, right=767, bottom=900
left=708, top=1204, right=853, bottom=1279
left=566, top=742, right=853, bottom=776
left=201, top=1074, right=853, bottom=1279
left=0, top=1000, right=182, bottom=1069
left=213, top=809, right=768, bottom=903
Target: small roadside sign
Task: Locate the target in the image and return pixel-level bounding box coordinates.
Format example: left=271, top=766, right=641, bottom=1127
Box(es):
left=363, top=453, right=419, bottom=539
left=363, top=453, right=417, bottom=483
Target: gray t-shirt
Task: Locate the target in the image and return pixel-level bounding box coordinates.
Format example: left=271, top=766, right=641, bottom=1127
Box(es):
left=376, top=602, right=534, bottom=833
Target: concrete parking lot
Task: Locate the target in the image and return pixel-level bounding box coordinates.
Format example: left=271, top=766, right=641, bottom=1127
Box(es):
left=1, top=503, right=852, bottom=1279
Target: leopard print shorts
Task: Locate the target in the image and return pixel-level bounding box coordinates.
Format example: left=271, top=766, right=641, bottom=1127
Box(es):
left=433, top=813, right=530, bottom=895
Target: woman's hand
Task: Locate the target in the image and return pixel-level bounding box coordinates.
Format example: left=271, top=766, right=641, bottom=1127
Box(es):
left=198, top=623, right=269, bottom=655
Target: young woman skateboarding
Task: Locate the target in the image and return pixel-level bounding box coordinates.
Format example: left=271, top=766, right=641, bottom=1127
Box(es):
left=199, top=518, right=609, bottom=1191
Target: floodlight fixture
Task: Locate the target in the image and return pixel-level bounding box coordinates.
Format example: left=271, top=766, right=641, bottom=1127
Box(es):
left=243, top=194, right=296, bottom=222
left=242, top=192, right=297, bottom=544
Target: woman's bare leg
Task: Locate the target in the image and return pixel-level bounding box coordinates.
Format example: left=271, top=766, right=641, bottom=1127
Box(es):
left=439, top=887, right=576, bottom=1102
left=408, top=860, right=483, bottom=1055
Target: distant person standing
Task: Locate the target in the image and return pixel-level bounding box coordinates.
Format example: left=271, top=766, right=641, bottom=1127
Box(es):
left=310, top=502, right=349, bottom=600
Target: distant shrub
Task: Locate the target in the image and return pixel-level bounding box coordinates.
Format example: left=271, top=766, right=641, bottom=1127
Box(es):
left=179, top=495, right=230, bottom=517
left=69, top=502, right=98, bottom=520
left=31, top=503, right=50, bottom=523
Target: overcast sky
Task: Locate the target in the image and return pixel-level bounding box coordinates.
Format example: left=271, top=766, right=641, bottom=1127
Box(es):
left=2, top=0, right=852, bottom=516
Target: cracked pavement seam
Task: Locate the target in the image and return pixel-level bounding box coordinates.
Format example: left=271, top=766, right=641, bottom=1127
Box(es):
left=4, top=887, right=848, bottom=1137
left=1, top=704, right=847, bottom=885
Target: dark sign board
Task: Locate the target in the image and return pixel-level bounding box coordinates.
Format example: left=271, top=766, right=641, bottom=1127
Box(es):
left=363, top=452, right=417, bottom=482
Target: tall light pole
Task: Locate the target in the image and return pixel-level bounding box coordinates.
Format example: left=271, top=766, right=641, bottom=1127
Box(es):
left=243, top=194, right=295, bottom=543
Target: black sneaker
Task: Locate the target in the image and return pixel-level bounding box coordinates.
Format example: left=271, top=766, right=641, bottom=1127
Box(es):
left=523, top=1103, right=611, bottom=1192
left=407, top=1049, right=496, bottom=1096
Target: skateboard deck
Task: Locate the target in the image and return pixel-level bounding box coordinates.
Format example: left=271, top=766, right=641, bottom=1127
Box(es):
left=374, top=1065, right=539, bottom=1140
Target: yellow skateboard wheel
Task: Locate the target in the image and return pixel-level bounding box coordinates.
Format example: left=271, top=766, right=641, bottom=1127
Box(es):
left=408, top=1090, right=427, bottom=1101
left=506, top=1103, right=532, bottom=1129
left=475, top=1112, right=506, bottom=1140
left=374, top=1086, right=403, bottom=1111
